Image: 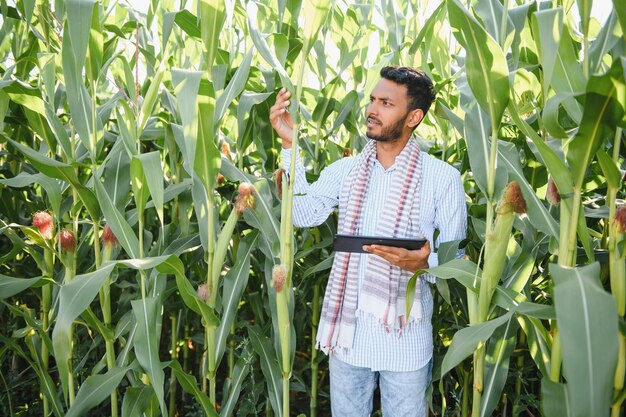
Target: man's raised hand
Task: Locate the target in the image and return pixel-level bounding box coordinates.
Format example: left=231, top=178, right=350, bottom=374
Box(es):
left=269, top=87, right=294, bottom=148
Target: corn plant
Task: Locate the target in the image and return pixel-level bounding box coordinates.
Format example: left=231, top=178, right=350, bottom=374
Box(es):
left=0, top=0, right=625, bottom=416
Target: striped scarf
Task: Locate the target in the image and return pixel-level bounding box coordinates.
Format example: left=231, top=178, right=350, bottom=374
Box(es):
left=316, top=138, right=424, bottom=354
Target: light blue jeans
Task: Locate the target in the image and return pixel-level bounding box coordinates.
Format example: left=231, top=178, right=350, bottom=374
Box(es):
left=329, top=355, right=431, bottom=417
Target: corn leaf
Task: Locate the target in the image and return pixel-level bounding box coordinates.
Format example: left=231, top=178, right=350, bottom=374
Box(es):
left=248, top=325, right=283, bottom=417
left=498, top=142, right=559, bottom=238
left=481, top=316, right=519, bottom=417
left=131, top=297, right=167, bottom=417
left=214, top=48, right=253, bottom=124
left=136, top=151, right=165, bottom=227
left=121, top=385, right=154, bottom=417
left=551, top=262, right=618, bottom=417
left=448, top=0, right=510, bottom=124
left=0, top=274, right=43, bottom=299
left=65, top=367, right=127, bottom=417
left=568, top=58, right=626, bottom=191
left=464, top=104, right=508, bottom=200
left=169, top=360, right=218, bottom=417
left=219, top=355, right=251, bottom=417
left=541, top=378, right=573, bottom=417
left=441, top=311, right=515, bottom=377
left=53, top=263, right=116, bottom=398
left=94, top=176, right=140, bottom=258
left=199, top=0, right=226, bottom=69
left=215, top=233, right=257, bottom=365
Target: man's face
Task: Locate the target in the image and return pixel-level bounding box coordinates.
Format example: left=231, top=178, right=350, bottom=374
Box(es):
left=365, top=78, right=412, bottom=143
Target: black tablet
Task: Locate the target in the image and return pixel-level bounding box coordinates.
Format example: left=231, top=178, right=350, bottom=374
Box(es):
left=333, top=234, right=427, bottom=253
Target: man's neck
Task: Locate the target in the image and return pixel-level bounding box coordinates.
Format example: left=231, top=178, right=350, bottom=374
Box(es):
left=376, top=136, right=410, bottom=169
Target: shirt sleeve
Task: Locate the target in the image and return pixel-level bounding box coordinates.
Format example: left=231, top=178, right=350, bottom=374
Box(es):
left=422, top=168, right=467, bottom=284
left=281, top=147, right=347, bottom=228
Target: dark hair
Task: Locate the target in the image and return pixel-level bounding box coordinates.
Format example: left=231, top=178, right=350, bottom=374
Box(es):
left=380, top=66, right=436, bottom=115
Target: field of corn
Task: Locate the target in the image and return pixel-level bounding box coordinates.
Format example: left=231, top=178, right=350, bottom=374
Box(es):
left=0, top=0, right=624, bottom=416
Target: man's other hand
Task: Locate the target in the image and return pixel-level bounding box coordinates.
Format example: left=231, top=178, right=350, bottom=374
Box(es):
left=269, top=87, right=294, bottom=148
left=363, top=241, right=431, bottom=273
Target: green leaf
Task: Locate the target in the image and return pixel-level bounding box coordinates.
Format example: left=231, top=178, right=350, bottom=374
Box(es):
left=474, top=0, right=515, bottom=49
left=5, top=138, right=101, bottom=220
left=543, top=92, right=577, bottom=139
left=0, top=274, right=43, bottom=299
left=196, top=80, right=220, bottom=192
left=169, top=360, right=218, bottom=417
left=219, top=355, right=251, bottom=417
left=138, top=67, right=164, bottom=135
left=464, top=104, right=507, bottom=199
left=53, top=264, right=115, bottom=397
left=507, top=102, right=573, bottom=197
left=215, top=234, right=257, bottom=365
left=302, top=0, right=330, bottom=54
left=498, top=142, right=560, bottom=238
left=589, top=11, right=621, bottom=74
left=481, top=316, right=519, bottom=417
left=612, top=0, right=626, bottom=42
left=242, top=179, right=281, bottom=259
left=246, top=2, right=294, bottom=94
left=65, top=367, right=127, bottom=417
left=568, top=58, right=626, bottom=191
left=0, top=79, right=46, bottom=115
left=576, top=0, right=591, bottom=38
left=172, top=69, right=203, bottom=171
left=21, top=334, right=65, bottom=417
left=130, top=156, right=150, bottom=218
left=541, top=378, right=572, bottom=417
left=85, top=2, right=102, bottom=83
left=0, top=172, right=62, bottom=216
left=94, top=176, right=140, bottom=258
left=173, top=9, right=200, bottom=38
left=121, top=385, right=154, bottom=417
left=62, top=6, right=97, bottom=154
left=236, top=92, right=273, bottom=151
left=532, top=9, right=562, bottom=97
left=518, top=315, right=552, bottom=377
left=214, top=48, right=253, bottom=124
left=131, top=297, right=167, bottom=417
left=162, top=255, right=219, bottom=328
left=65, top=0, right=95, bottom=76
left=448, top=0, right=510, bottom=124
left=248, top=325, right=283, bottom=417
left=137, top=151, right=164, bottom=227
left=596, top=149, right=621, bottom=190
left=102, top=142, right=132, bottom=211
left=441, top=311, right=514, bottom=376
left=551, top=262, right=618, bottom=417
left=200, top=0, right=226, bottom=69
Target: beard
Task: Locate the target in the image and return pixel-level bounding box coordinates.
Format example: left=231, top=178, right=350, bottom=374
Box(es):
left=366, top=112, right=408, bottom=142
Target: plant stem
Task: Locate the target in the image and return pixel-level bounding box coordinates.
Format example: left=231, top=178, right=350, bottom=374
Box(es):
left=42, top=247, right=53, bottom=417
left=512, top=330, right=525, bottom=417
left=461, top=369, right=469, bottom=417
left=549, top=328, right=562, bottom=382
left=101, top=243, right=118, bottom=417
left=472, top=343, right=485, bottom=417
left=473, top=121, right=499, bottom=416
left=205, top=189, right=216, bottom=402
left=169, top=314, right=178, bottom=417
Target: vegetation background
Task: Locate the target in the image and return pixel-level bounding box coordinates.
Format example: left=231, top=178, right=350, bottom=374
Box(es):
left=0, top=0, right=624, bottom=416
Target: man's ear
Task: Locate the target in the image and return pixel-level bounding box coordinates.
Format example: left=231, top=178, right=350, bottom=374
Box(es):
left=407, top=109, right=424, bottom=128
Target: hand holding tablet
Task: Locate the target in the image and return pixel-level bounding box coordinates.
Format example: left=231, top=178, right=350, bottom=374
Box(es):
left=333, top=234, right=428, bottom=253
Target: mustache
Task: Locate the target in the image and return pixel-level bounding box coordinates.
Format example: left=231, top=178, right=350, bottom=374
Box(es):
left=367, top=116, right=382, bottom=124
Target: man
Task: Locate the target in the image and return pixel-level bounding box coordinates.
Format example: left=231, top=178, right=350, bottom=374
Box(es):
left=269, top=66, right=467, bottom=417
